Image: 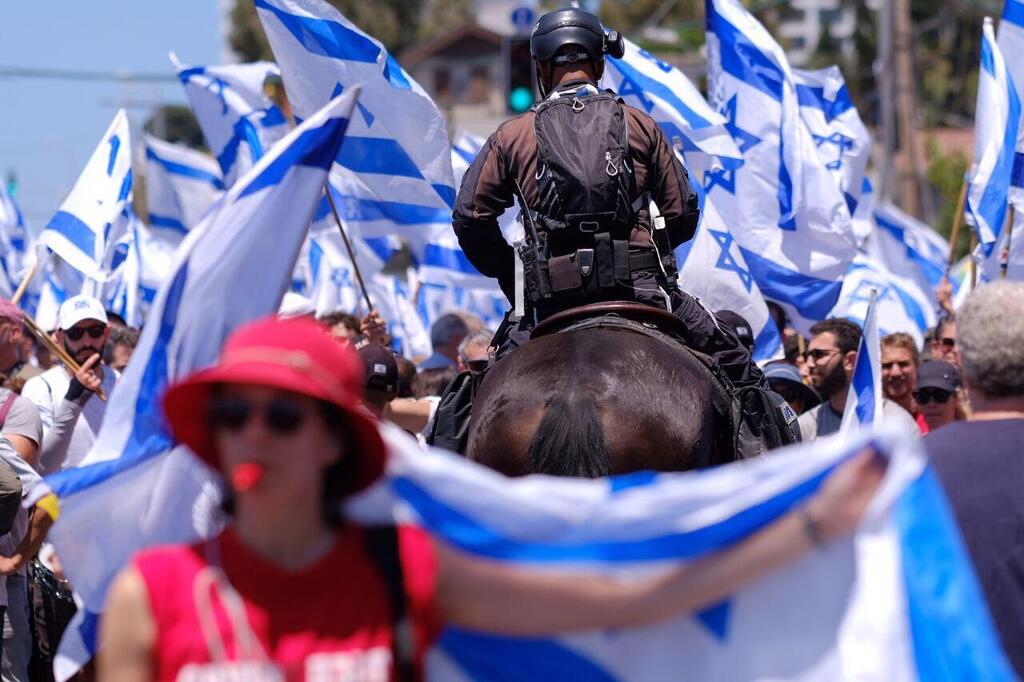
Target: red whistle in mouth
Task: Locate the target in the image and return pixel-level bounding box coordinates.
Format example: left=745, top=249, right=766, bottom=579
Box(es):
left=231, top=462, right=265, bottom=492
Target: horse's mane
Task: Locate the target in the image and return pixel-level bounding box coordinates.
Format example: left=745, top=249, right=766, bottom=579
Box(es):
left=527, top=395, right=611, bottom=477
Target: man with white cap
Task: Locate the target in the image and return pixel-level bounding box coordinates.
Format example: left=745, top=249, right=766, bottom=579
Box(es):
left=21, top=295, right=118, bottom=474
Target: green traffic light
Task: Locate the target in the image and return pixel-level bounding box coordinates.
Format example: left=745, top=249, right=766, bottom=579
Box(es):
left=509, top=87, right=534, bottom=113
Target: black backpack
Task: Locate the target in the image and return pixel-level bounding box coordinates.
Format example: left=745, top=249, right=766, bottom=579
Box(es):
left=532, top=90, right=639, bottom=249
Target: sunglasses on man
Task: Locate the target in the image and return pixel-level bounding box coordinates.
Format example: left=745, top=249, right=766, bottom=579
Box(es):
left=65, top=324, right=106, bottom=341
left=935, top=337, right=956, bottom=350
left=913, top=388, right=953, bottom=405
left=206, top=396, right=308, bottom=434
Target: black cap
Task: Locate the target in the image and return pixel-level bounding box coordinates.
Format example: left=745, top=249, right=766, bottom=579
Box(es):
left=915, top=360, right=961, bottom=393
left=716, top=309, right=755, bottom=353
left=531, top=8, right=607, bottom=64
left=357, top=343, right=398, bottom=394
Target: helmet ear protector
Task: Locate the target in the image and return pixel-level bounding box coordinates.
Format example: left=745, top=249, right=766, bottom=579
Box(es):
left=605, top=31, right=625, bottom=59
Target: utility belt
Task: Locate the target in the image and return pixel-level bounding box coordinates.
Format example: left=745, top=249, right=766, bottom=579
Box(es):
left=515, top=216, right=679, bottom=310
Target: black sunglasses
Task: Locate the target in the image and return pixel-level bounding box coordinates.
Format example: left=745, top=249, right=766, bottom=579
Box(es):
left=65, top=324, right=106, bottom=341
left=914, top=389, right=952, bottom=406
left=936, top=337, right=956, bottom=349
left=206, top=396, right=307, bottom=434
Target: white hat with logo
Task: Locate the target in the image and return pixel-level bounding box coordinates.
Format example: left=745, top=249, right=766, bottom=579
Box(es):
left=57, top=295, right=108, bottom=331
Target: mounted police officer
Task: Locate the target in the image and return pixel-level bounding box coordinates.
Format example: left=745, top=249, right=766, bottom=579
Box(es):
left=436, top=7, right=798, bottom=453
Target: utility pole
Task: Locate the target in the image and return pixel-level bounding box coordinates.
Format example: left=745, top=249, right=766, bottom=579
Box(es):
left=894, top=0, right=928, bottom=219
left=876, top=0, right=896, bottom=203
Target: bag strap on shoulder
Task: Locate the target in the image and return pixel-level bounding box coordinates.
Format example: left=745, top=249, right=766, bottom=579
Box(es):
left=365, top=525, right=415, bottom=682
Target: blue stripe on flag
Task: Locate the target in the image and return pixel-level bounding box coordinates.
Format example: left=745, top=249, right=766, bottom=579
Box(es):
left=145, top=147, right=225, bottom=190
left=336, top=136, right=425, bottom=179
left=705, top=5, right=785, bottom=102
left=1004, top=0, right=1024, bottom=27
left=241, top=116, right=351, bottom=198
left=752, top=318, right=782, bottom=363
left=795, top=83, right=854, bottom=120
left=421, top=244, right=482, bottom=276
left=895, top=468, right=1018, bottom=680
left=1013, top=151, right=1024, bottom=189
left=335, top=195, right=450, bottom=225
left=873, top=214, right=944, bottom=289
left=890, top=285, right=929, bottom=334
left=106, top=135, right=121, bottom=176
left=253, top=0, right=380, bottom=63
left=45, top=211, right=96, bottom=258
left=737, top=246, right=843, bottom=320
left=438, top=629, right=618, bottom=681
left=392, top=459, right=844, bottom=563
left=607, top=58, right=712, bottom=128
left=147, top=214, right=190, bottom=235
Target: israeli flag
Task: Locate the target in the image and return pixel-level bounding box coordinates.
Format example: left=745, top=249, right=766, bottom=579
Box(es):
left=171, top=55, right=289, bottom=188
left=792, top=66, right=872, bottom=215
left=676, top=188, right=782, bottom=363
left=839, top=287, right=882, bottom=434
left=32, top=253, right=85, bottom=333
left=870, top=199, right=950, bottom=300
left=0, top=182, right=31, bottom=299
left=35, top=110, right=134, bottom=282
left=342, top=423, right=1014, bottom=680
left=143, top=134, right=224, bottom=235
left=966, top=18, right=1020, bottom=256
left=255, top=0, right=456, bottom=254
left=417, top=280, right=509, bottom=335
left=368, top=273, right=432, bottom=358
left=601, top=35, right=743, bottom=179
left=417, top=134, right=516, bottom=292
left=849, top=177, right=876, bottom=245
left=297, top=210, right=387, bottom=317
left=831, top=254, right=934, bottom=349
left=35, top=90, right=361, bottom=679
left=103, top=215, right=179, bottom=328
left=704, top=0, right=857, bottom=331
left=974, top=212, right=1024, bottom=282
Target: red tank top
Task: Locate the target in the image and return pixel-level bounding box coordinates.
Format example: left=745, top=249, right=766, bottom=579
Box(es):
left=133, top=524, right=441, bottom=682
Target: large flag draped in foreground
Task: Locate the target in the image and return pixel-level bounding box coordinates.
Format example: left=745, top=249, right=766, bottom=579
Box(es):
left=37, top=91, right=361, bottom=679
left=35, top=110, right=134, bottom=282
left=342, top=424, right=1014, bottom=680
left=704, top=0, right=857, bottom=331
left=966, top=18, right=1020, bottom=256
left=256, top=0, right=456, bottom=254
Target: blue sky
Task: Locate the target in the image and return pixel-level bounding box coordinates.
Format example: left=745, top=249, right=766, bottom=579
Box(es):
left=0, top=1, right=224, bottom=231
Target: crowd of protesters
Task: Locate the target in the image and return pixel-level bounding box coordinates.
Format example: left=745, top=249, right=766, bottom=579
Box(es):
left=0, top=280, right=1016, bottom=678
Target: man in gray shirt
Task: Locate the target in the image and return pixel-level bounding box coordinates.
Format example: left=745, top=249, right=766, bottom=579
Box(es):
left=797, top=318, right=918, bottom=440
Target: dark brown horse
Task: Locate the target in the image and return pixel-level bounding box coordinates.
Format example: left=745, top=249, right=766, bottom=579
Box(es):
left=466, top=322, right=734, bottom=477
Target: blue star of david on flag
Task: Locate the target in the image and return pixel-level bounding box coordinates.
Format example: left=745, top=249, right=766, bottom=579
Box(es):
left=330, top=267, right=353, bottom=288
left=846, top=278, right=890, bottom=307
left=705, top=95, right=762, bottom=194
left=813, top=131, right=855, bottom=171
left=709, top=228, right=754, bottom=292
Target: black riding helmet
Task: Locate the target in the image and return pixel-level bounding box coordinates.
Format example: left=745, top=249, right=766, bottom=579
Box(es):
left=530, top=7, right=625, bottom=65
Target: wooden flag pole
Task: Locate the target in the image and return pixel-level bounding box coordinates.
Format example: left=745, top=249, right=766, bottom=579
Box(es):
left=10, top=262, right=37, bottom=306
left=969, top=232, right=978, bottom=289
left=945, top=180, right=969, bottom=274
left=1001, top=211, right=1016, bottom=279
left=324, top=188, right=374, bottom=312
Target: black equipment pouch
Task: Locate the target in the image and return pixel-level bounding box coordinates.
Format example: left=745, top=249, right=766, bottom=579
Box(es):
left=594, top=233, right=615, bottom=288
left=549, top=253, right=584, bottom=293
left=734, top=385, right=801, bottom=457
left=515, top=229, right=552, bottom=305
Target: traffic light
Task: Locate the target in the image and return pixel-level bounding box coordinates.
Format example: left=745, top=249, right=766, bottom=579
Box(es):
left=506, top=37, right=536, bottom=114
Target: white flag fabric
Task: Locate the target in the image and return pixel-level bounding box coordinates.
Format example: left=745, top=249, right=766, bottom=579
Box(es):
left=839, top=289, right=882, bottom=434
left=704, top=0, right=857, bottom=331
left=965, top=18, right=1020, bottom=256
left=143, top=134, right=224, bottom=235
left=831, top=255, right=934, bottom=349
left=849, top=177, right=876, bottom=245
left=369, top=273, right=433, bottom=359
left=676, top=188, right=783, bottom=362
left=792, top=66, right=872, bottom=215
left=35, top=110, right=134, bottom=282
left=870, top=200, right=949, bottom=302
left=102, top=215, right=179, bottom=328
left=601, top=36, right=743, bottom=179
left=256, top=0, right=456, bottom=255
left=37, top=90, right=361, bottom=679
left=171, top=56, right=289, bottom=188
left=0, top=183, right=31, bottom=300
left=339, top=423, right=1015, bottom=680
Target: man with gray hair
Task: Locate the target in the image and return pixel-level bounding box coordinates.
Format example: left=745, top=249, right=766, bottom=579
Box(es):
left=927, top=280, right=1024, bottom=675
left=457, top=330, right=493, bottom=373
left=419, top=313, right=469, bottom=371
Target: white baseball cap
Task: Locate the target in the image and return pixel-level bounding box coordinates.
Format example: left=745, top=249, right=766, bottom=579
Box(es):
left=57, top=295, right=108, bottom=331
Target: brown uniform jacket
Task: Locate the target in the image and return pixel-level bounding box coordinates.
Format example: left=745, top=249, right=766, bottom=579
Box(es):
left=452, top=85, right=700, bottom=301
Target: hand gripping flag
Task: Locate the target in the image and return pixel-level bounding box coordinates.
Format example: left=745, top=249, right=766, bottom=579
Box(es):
left=792, top=65, right=872, bottom=215
left=600, top=35, right=743, bottom=179
left=704, top=0, right=857, bottom=331
left=831, top=253, right=934, bottom=349
left=34, top=89, right=361, bottom=679
left=35, top=110, right=134, bottom=283
left=965, top=18, right=1020, bottom=256
left=255, top=0, right=456, bottom=255
left=171, top=55, right=289, bottom=188
left=143, top=134, right=224, bottom=235
left=341, top=423, right=1015, bottom=680
left=839, top=287, right=882, bottom=434
left=676, top=187, right=783, bottom=363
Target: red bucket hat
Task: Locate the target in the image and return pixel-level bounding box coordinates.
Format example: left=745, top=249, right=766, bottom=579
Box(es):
left=162, top=315, right=386, bottom=494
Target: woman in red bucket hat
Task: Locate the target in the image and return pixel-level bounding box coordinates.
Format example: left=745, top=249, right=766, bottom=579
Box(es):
left=99, top=316, right=885, bottom=682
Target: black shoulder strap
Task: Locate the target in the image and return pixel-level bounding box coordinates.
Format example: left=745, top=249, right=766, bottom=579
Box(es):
left=364, top=525, right=415, bottom=682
